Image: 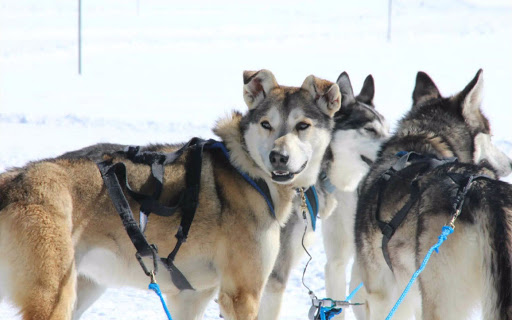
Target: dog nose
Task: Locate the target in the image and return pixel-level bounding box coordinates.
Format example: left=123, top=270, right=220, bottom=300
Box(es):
left=269, top=151, right=289, bottom=166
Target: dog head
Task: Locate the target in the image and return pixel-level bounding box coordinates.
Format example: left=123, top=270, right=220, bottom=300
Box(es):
left=407, top=69, right=512, bottom=177
left=328, top=72, right=390, bottom=191
left=240, top=69, right=341, bottom=187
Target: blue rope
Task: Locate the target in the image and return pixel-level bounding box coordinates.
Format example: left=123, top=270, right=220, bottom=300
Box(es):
left=385, top=225, right=454, bottom=320
left=346, top=282, right=364, bottom=301
left=148, top=282, right=173, bottom=320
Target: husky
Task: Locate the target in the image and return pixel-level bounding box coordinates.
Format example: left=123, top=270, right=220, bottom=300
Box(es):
left=258, top=72, right=389, bottom=320
left=352, top=70, right=512, bottom=320
left=0, top=69, right=342, bottom=320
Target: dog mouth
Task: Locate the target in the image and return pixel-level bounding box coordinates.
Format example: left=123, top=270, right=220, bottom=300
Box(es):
left=271, top=162, right=308, bottom=182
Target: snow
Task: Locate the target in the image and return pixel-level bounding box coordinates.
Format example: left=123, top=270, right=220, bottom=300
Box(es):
left=0, top=0, right=511, bottom=319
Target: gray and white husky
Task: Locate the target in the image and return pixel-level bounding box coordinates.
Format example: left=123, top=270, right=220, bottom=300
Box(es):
left=353, top=70, right=512, bottom=320
left=258, top=72, right=389, bottom=320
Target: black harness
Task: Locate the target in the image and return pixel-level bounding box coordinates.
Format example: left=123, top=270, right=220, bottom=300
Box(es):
left=376, top=151, right=468, bottom=271
left=376, top=151, right=493, bottom=271
left=97, top=138, right=319, bottom=290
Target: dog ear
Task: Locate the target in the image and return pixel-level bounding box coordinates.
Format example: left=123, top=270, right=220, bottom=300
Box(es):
left=302, top=75, right=341, bottom=118
left=336, top=71, right=356, bottom=107
left=243, top=69, right=278, bottom=110
left=473, top=132, right=512, bottom=177
left=356, top=74, right=375, bottom=106
left=412, top=71, right=441, bottom=106
left=458, top=69, right=485, bottom=130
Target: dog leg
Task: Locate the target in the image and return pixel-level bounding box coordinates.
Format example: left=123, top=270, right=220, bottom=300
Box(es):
left=418, top=223, right=481, bottom=320
left=323, top=192, right=357, bottom=299
left=258, top=269, right=289, bottom=320
left=259, top=213, right=305, bottom=320
left=322, top=191, right=357, bottom=320
left=218, top=288, right=260, bottom=320
left=354, top=258, right=417, bottom=320
left=218, top=226, right=280, bottom=320
left=166, top=287, right=217, bottom=320
left=349, top=267, right=368, bottom=320
left=72, top=275, right=106, bottom=320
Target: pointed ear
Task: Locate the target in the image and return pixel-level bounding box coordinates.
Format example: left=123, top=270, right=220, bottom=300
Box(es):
left=336, top=71, right=356, bottom=107
left=412, top=71, right=441, bottom=105
left=458, top=69, right=485, bottom=129
left=473, top=132, right=512, bottom=177
left=302, top=75, right=341, bottom=118
left=356, top=74, right=375, bottom=106
left=243, top=69, right=278, bottom=110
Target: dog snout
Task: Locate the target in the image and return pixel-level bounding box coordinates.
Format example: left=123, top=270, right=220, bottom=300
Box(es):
left=269, top=150, right=289, bottom=168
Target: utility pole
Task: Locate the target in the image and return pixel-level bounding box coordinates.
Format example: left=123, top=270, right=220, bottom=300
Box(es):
left=387, top=0, right=392, bottom=42
left=78, top=0, right=82, bottom=74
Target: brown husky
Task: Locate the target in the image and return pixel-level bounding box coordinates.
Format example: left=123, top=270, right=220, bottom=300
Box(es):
left=0, top=70, right=341, bottom=320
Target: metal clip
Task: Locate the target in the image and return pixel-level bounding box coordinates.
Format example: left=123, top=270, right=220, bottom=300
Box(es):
left=298, top=188, right=308, bottom=222
left=149, top=270, right=157, bottom=284
left=448, top=208, right=460, bottom=229
left=135, top=244, right=159, bottom=280
left=447, top=175, right=476, bottom=230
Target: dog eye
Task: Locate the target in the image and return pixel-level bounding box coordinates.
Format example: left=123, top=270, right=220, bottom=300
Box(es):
left=296, top=122, right=310, bottom=131
left=261, top=121, right=272, bottom=130
left=364, top=127, right=377, bottom=134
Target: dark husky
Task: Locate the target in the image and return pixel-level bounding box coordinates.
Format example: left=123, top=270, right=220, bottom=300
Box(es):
left=352, top=70, right=512, bottom=320
left=0, top=69, right=341, bottom=320
left=259, top=72, right=389, bottom=320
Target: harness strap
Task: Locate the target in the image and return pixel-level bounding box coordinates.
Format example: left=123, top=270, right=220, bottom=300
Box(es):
left=376, top=151, right=458, bottom=271
left=378, top=180, right=421, bottom=270
left=98, top=160, right=194, bottom=290
left=98, top=137, right=280, bottom=291
left=98, top=162, right=155, bottom=256
left=97, top=140, right=207, bottom=291
left=165, top=139, right=206, bottom=264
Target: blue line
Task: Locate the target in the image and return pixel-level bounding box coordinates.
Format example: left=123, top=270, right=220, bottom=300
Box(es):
left=346, top=282, right=364, bottom=301
left=385, top=226, right=453, bottom=320
left=149, top=283, right=173, bottom=320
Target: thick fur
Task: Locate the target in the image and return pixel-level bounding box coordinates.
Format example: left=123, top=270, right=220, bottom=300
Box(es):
left=259, top=72, right=389, bottom=320
left=353, top=70, right=512, bottom=320
left=0, top=69, right=341, bottom=320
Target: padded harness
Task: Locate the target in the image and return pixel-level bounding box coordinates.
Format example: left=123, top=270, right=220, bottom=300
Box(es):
left=375, top=151, right=490, bottom=271
left=97, top=138, right=319, bottom=290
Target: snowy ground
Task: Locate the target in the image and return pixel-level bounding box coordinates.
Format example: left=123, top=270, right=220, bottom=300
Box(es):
left=1, top=0, right=511, bottom=319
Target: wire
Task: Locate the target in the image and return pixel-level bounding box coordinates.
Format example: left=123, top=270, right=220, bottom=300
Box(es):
left=300, top=218, right=316, bottom=298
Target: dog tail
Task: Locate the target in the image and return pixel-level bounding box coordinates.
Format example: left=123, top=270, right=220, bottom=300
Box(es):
left=476, top=180, right=512, bottom=319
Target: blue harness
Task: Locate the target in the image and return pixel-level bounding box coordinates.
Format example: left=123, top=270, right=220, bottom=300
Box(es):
left=304, top=186, right=319, bottom=231
left=206, top=141, right=276, bottom=217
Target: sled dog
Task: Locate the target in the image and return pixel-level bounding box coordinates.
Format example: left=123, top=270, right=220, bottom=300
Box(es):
left=353, top=70, right=512, bottom=320
left=259, top=72, right=389, bottom=320
left=0, top=69, right=341, bottom=320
